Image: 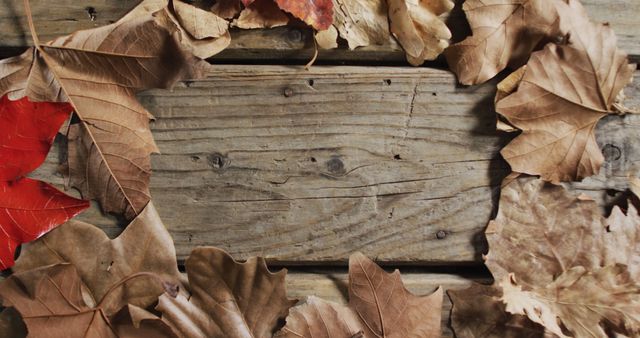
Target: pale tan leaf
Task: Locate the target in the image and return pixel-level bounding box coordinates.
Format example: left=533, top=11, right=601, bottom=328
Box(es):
left=333, top=0, right=394, bottom=50
left=388, top=0, right=453, bottom=65
left=13, top=202, right=184, bottom=315
left=277, top=252, right=443, bottom=338
left=445, top=0, right=563, bottom=85
left=235, top=0, right=290, bottom=29
left=315, top=25, right=339, bottom=49
left=495, top=0, right=636, bottom=182
left=449, top=283, right=553, bottom=338
left=156, top=247, right=296, bottom=338
left=172, top=0, right=231, bottom=59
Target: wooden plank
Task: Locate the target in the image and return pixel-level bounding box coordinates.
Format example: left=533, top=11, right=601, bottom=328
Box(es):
left=285, top=269, right=489, bottom=338
left=31, top=65, right=640, bottom=264
left=0, top=0, right=638, bottom=62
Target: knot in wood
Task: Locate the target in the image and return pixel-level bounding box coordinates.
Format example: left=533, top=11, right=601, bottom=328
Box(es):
left=436, top=230, right=447, bottom=240
left=207, top=152, right=227, bottom=170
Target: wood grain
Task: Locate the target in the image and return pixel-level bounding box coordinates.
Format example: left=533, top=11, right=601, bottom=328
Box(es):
left=31, top=66, right=640, bottom=264
left=0, top=0, right=638, bottom=62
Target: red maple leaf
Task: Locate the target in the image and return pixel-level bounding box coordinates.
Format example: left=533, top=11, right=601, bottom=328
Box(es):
left=0, top=95, right=89, bottom=269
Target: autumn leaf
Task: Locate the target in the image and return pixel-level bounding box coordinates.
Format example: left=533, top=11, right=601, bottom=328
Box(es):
left=0, top=0, right=213, bottom=220
left=329, top=0, right=395, bottom=50
left=211, top=0, right=243, bottom=19
left=276, top=252, right=443, bottom=338
left=0, top=178, right=88, bottom=270
left=172, top=0, right=232, bottom=59
left=156, top=246, right=296, bottom=338
left=236, top=0, right=290, bottom=29
left=484, top=177, right=640, bottom=336
left=0, top=95, right=72, bottom=180
left=13, top=202, right=184, bottom=314
left=448, top=283, right=551, bottom=338
left=495, top=0, right=636, bottom=182
left=0, top=308, right=26, bottom=338
left=0, top=264, right=177, bottom=338
left=388, top=0, right=453, bottom=65
left=444, top=0, right=563, bottom=85
left=274, top=0, right=333, bottom=30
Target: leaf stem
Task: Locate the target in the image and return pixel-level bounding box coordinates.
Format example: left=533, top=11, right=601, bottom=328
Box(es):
left=22, top=0, right=42, bottom=50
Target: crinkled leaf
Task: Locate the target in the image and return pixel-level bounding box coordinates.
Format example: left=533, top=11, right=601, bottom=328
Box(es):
left=236, top=0, right=290, bottom=29
left=0, top=95, right=72, bottom=180
left=156, top=247, right=296, bottom=338
left=445, top=0, right=563, bottom=85
left=274, top=0, right=333, bottom=30
left=276, top=252, right=443, bottom=338
left=331, top=0, right=394, bottom=50
left=449, top=283, right=552, bottom=338
left=495, top=0, right=636, bottom=182
left=486, top=177, right=640, bottom=336
left=13, top=202, right=184, bottom=314
left=388, top=0, right=453, bottom=65
left=0, top=178, right=88, bottom=270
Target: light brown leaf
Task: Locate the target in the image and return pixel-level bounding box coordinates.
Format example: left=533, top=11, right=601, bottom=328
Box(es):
left=235, top=0, right=290, bottom=29
left=332, top=0, right=395, bottom=50
left=156, top=246, right=296, bottom=338
left=486, top=177, right=640, bottom=336
left=0, top=0, right=214, bottom=219
left=388, top=0, right=453, bottom=65
left=495, top=0, right=636, bottom=182
left=449, top=283, right=552, bottom=338
left=444, top=0, right=563, bottom=85
left=172, top=0, right=232, bottom=59
left=276, top=252, right=443, bottom=338
left=13, top=202, right=184, bottom=315
left=0, top=264, right=176, bottom=338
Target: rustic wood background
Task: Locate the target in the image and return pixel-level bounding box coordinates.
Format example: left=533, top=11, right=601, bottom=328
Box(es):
left=2, top=0, right=639, bottom=336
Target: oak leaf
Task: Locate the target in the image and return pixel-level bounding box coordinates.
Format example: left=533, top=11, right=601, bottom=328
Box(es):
left=495, top=0, right=636, bottom=182
left=156, top=246, right=296, bottom=338
left=388, top=0, right=453, bottom=65
left=445, top=0, right=563, bottom=85
left=0, top=0, right=214, bottom=220
left=276, top=252, right=443, bottom=338
left=485, top=177, right=640, bottom=336
left=0, top=264, right=177, bottom=338
left=449, top=283, right=551, bottom=338
left=13, top=202, right=184, bottom=314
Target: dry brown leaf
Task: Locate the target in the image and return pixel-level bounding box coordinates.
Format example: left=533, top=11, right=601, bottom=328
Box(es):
left=13, top=202, right=184, bottom=315
left=495, top=0, right=636, bottom=183
left=211, top=0, right=243, bottom=19
left=332, top=0, right=394, bottom=50
left=235, top=0, right=290, bottom=29
left=0, top=264, right=176, bottom=338
left=485, top=177, right=640, bottom=336
left=448, top=283, right=552, bottom=338
left=276, top=252, right=443, bottom=338
left=172, top=0, right=232, bottom=59
left=388, top=0, right=453, bottom=65
left=0, top=308, right=26, bottom=338
left=0, top=0, right=213, bottom=220
left=156, top=246, right=296, bottom=338
left=274, top=0, right=334, bottom=30
left=444, top=0, right=563, bottom=85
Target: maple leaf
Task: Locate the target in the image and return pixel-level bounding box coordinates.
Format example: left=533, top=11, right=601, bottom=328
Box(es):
left=0, top=95, right=72, bottom=180
left=484, top=177, right=640, bottom=336
left=0, top=264, right=177, bottom=338
left=448, top=283, right=551, bottom=338
left=13, top=202, right=184, bottom=314
left=495, top=0, right=636, bottom=182
left=388, top=0, right=453, bottom=65
left=444, top=0, right=563, bottom=85
left=0, top=0, right=214, bottom=220
left=236, top=0, right=290, bottom=29
left=276, top=252, right=443, bottom=338
left=156, top=246, right=296, bottom=338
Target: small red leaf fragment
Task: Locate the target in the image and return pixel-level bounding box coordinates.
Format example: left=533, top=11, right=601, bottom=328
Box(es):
left=274, top=0, right=334, bottom=30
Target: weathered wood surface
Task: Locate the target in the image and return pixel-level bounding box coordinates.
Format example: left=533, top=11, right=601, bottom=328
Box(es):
left=32, top=65, right=640, bottom=264
left=285, top=269, right=489, bottom=338
left=0, top=0, right=638, bottom=62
